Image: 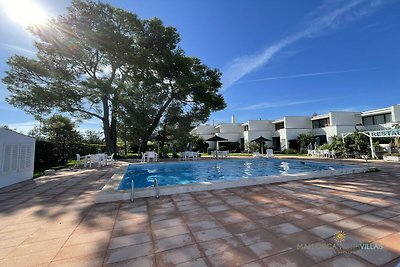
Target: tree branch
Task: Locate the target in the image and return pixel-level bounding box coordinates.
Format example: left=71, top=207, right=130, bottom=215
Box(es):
left=72, top=107, right=103, bottom=120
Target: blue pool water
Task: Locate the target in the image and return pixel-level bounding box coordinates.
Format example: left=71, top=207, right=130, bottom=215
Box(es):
left=118, top=158, right=353, bottom=190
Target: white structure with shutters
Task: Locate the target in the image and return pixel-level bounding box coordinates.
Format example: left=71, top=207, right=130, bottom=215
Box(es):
left=0, top=128, right=36, bottom=188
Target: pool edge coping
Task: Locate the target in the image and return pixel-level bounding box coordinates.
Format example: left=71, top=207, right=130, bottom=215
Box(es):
left=95, top=161, right=373, bottom=203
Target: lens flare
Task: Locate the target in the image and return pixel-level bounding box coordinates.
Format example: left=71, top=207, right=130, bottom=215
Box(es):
left=1, top=0, right=48, bottom=27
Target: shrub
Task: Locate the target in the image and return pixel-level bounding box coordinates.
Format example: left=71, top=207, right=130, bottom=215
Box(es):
left=245, top=141, right=260, bottom=153
left=226, top=142, right=241, bottom=152
left=318, top=144, right=331, bottom=150
left=288, top=139, right=300, bottom=151
left=384, top=153, right=400, bottom=156
left=298, top=132, right=316, bottom=153
left=281, top=149, right=299, bottom=154
left=218, top=145, right=228, bottom=151
left=34, top=140, right=106, bottom=169
left=192, top=136, right=209, bottom=153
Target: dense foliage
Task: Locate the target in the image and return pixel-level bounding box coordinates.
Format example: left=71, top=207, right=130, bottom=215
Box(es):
left=3, top=0, right=225, bottom=154
left=298, top=131, right=316, bottom=153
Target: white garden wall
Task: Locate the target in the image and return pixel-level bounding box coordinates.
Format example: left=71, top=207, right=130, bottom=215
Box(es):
left=0, top=128, right=36, bottom=188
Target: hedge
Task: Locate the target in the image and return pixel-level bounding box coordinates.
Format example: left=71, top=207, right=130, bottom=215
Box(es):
left=34, top=140, right=106, bottom=169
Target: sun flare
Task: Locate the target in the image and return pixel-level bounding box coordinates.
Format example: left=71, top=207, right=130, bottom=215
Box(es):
left=1, top=0, right=48, bottom=27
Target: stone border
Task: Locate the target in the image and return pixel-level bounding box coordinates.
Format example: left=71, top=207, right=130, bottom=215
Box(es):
left=95, top=161, right=372, bottom=203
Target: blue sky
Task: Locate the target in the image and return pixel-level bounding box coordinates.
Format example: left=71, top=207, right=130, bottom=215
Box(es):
left=1, top=0, right=400, bottom=133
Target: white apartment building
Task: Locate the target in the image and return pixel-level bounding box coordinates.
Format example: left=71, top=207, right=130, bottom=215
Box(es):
left=361, top=105, right=400, bottom=131
left=242, top=120, right=274, bottom=146
left=311, top=111, right=362, bottom=144
left=192, top=116, right=243, bottom=149
left=191, top=104, right=400, bottom=152
left=271, top=116, right=312, bottom=151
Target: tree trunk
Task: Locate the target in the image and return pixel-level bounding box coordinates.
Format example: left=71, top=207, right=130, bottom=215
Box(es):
left=102, top=95, right=117, bottom=154
left=139, top=98, right=174, bottom=152
left=103, top=120, right=116, bottom=154
left=139, top=138, right=148, bottom=153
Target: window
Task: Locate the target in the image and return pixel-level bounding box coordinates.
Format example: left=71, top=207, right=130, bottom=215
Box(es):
left=362, top=116, right=373, bottom=125
left=244, top=125, right=249, bottom=131
left=275, top=122, right=284, bottom=131
left=362, top=113, right=392, bottom=125
left=385, top=113, right=392, bottom=123
left=312, top=118, right=330, bottom=128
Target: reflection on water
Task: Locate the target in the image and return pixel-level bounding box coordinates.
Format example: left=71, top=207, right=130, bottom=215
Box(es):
left=119, top=158, right=352, bottom=190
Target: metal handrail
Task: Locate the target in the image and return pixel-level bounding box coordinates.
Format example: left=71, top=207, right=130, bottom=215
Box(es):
left=130, top=179, right=135, bottom=202
left=154, top=178, right=160, bottom=199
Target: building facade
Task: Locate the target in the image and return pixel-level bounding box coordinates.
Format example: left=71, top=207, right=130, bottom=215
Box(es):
left=191, top=104, right=400, bottom=151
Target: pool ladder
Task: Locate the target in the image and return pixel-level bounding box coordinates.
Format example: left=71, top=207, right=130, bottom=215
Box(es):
left=154, top=178, right=160, bottom=199
left=130, top=178, right=159, bottom=202
left=130, top=180, right=135, bottom=202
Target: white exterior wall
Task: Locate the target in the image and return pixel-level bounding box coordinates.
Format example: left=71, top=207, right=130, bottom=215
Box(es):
left=243, top=120, right=274, bottom=145
left=311, top=112, right=362, bottom=143
left=217, top=123, right=243, bottom=135
left=216, top=123, right=243, bottom=143
left=191, top=125, right=217, bottom=135
left=190, top=124, right=218, bottom=149
left=278, top=128, right=312, bottom=150
left=247, top=120, right=275, bottom=131
left=392, top=105, right=400, bottom=122
left=330, top=112, right=362, bottom=126
left=284, top=116, right=311, bottom=129
left=313, top=126, right=359, bottom=143
left=191, top=105, right=399, bottom=152
left=271, top=117, right=311, bottom=150
left=0, top=128, right=36, bottom=189
left=361, top=105, right=400, bottom=131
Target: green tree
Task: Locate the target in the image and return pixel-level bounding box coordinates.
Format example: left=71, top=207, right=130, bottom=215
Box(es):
left=298, top=131, right=316, bottom=153
left=41, top=115, right=82, bottom=164
left=343, top=129, right=370, bottom=157
left=329, top=135, right=347, bottom=158
left=120, top=52, right=225, bottom=152
left=82, top=130, right=104, bottom=144
left=3, top=0, right=225, bottom=154
left=3, top=0, right=144, bottom=153
left=245, top=141, right=259, bottom=153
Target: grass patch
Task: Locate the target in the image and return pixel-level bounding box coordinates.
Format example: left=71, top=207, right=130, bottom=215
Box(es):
left=33, top=160, right=76, bottom=178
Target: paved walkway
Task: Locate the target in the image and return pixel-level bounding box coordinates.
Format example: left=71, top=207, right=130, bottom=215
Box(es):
left=0, top=161, right=399, bottom=266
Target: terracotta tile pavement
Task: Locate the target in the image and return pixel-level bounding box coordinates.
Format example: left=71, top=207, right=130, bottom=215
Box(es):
left=0, top=161, right=399, bottom=266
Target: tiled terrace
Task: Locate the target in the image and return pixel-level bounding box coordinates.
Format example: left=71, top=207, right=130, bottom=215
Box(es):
left=0, top=161, right=399, bottom=267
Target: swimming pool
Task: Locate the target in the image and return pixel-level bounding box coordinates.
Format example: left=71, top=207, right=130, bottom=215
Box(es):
left=118, top=158, right=353, bottom=190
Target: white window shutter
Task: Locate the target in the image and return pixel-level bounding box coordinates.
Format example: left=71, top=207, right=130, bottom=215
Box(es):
left=19, top=144, right=27, bottom=170
left=11, top=144, right=19, bottom=171
left=26, top=144, right=32, bottom=169
left=3, top=144, right=11, bottom=173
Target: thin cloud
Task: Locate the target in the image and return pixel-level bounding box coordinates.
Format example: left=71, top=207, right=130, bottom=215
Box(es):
left=0, top=43, right=35, bottom=56
left=3, top=121, right=38, bottom=134
left=241, top=68, right=367, bottom=83
left=237, top=98, right=335, bottom=111
left=221, top=0, right=386, bottom=91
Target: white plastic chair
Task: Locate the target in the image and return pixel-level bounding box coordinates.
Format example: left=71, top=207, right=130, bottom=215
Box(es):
left=187, top=151, right=199, bottom=160
left=220, top=151, right=229, bottom=158
left=265, top=149, right=274, bottom=158
left=253, top=152, right=262, bottom=158
left=86, top=154, right=104, bottom=168
left=106, top=153, right=115, bottom=165
left=146, top=151, right=158, bottom=162
left=307, top=149, right=313, bottom=157
left=75, top=154, right=85, bottom=167
left=311, top=150, right=318, bottom=157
